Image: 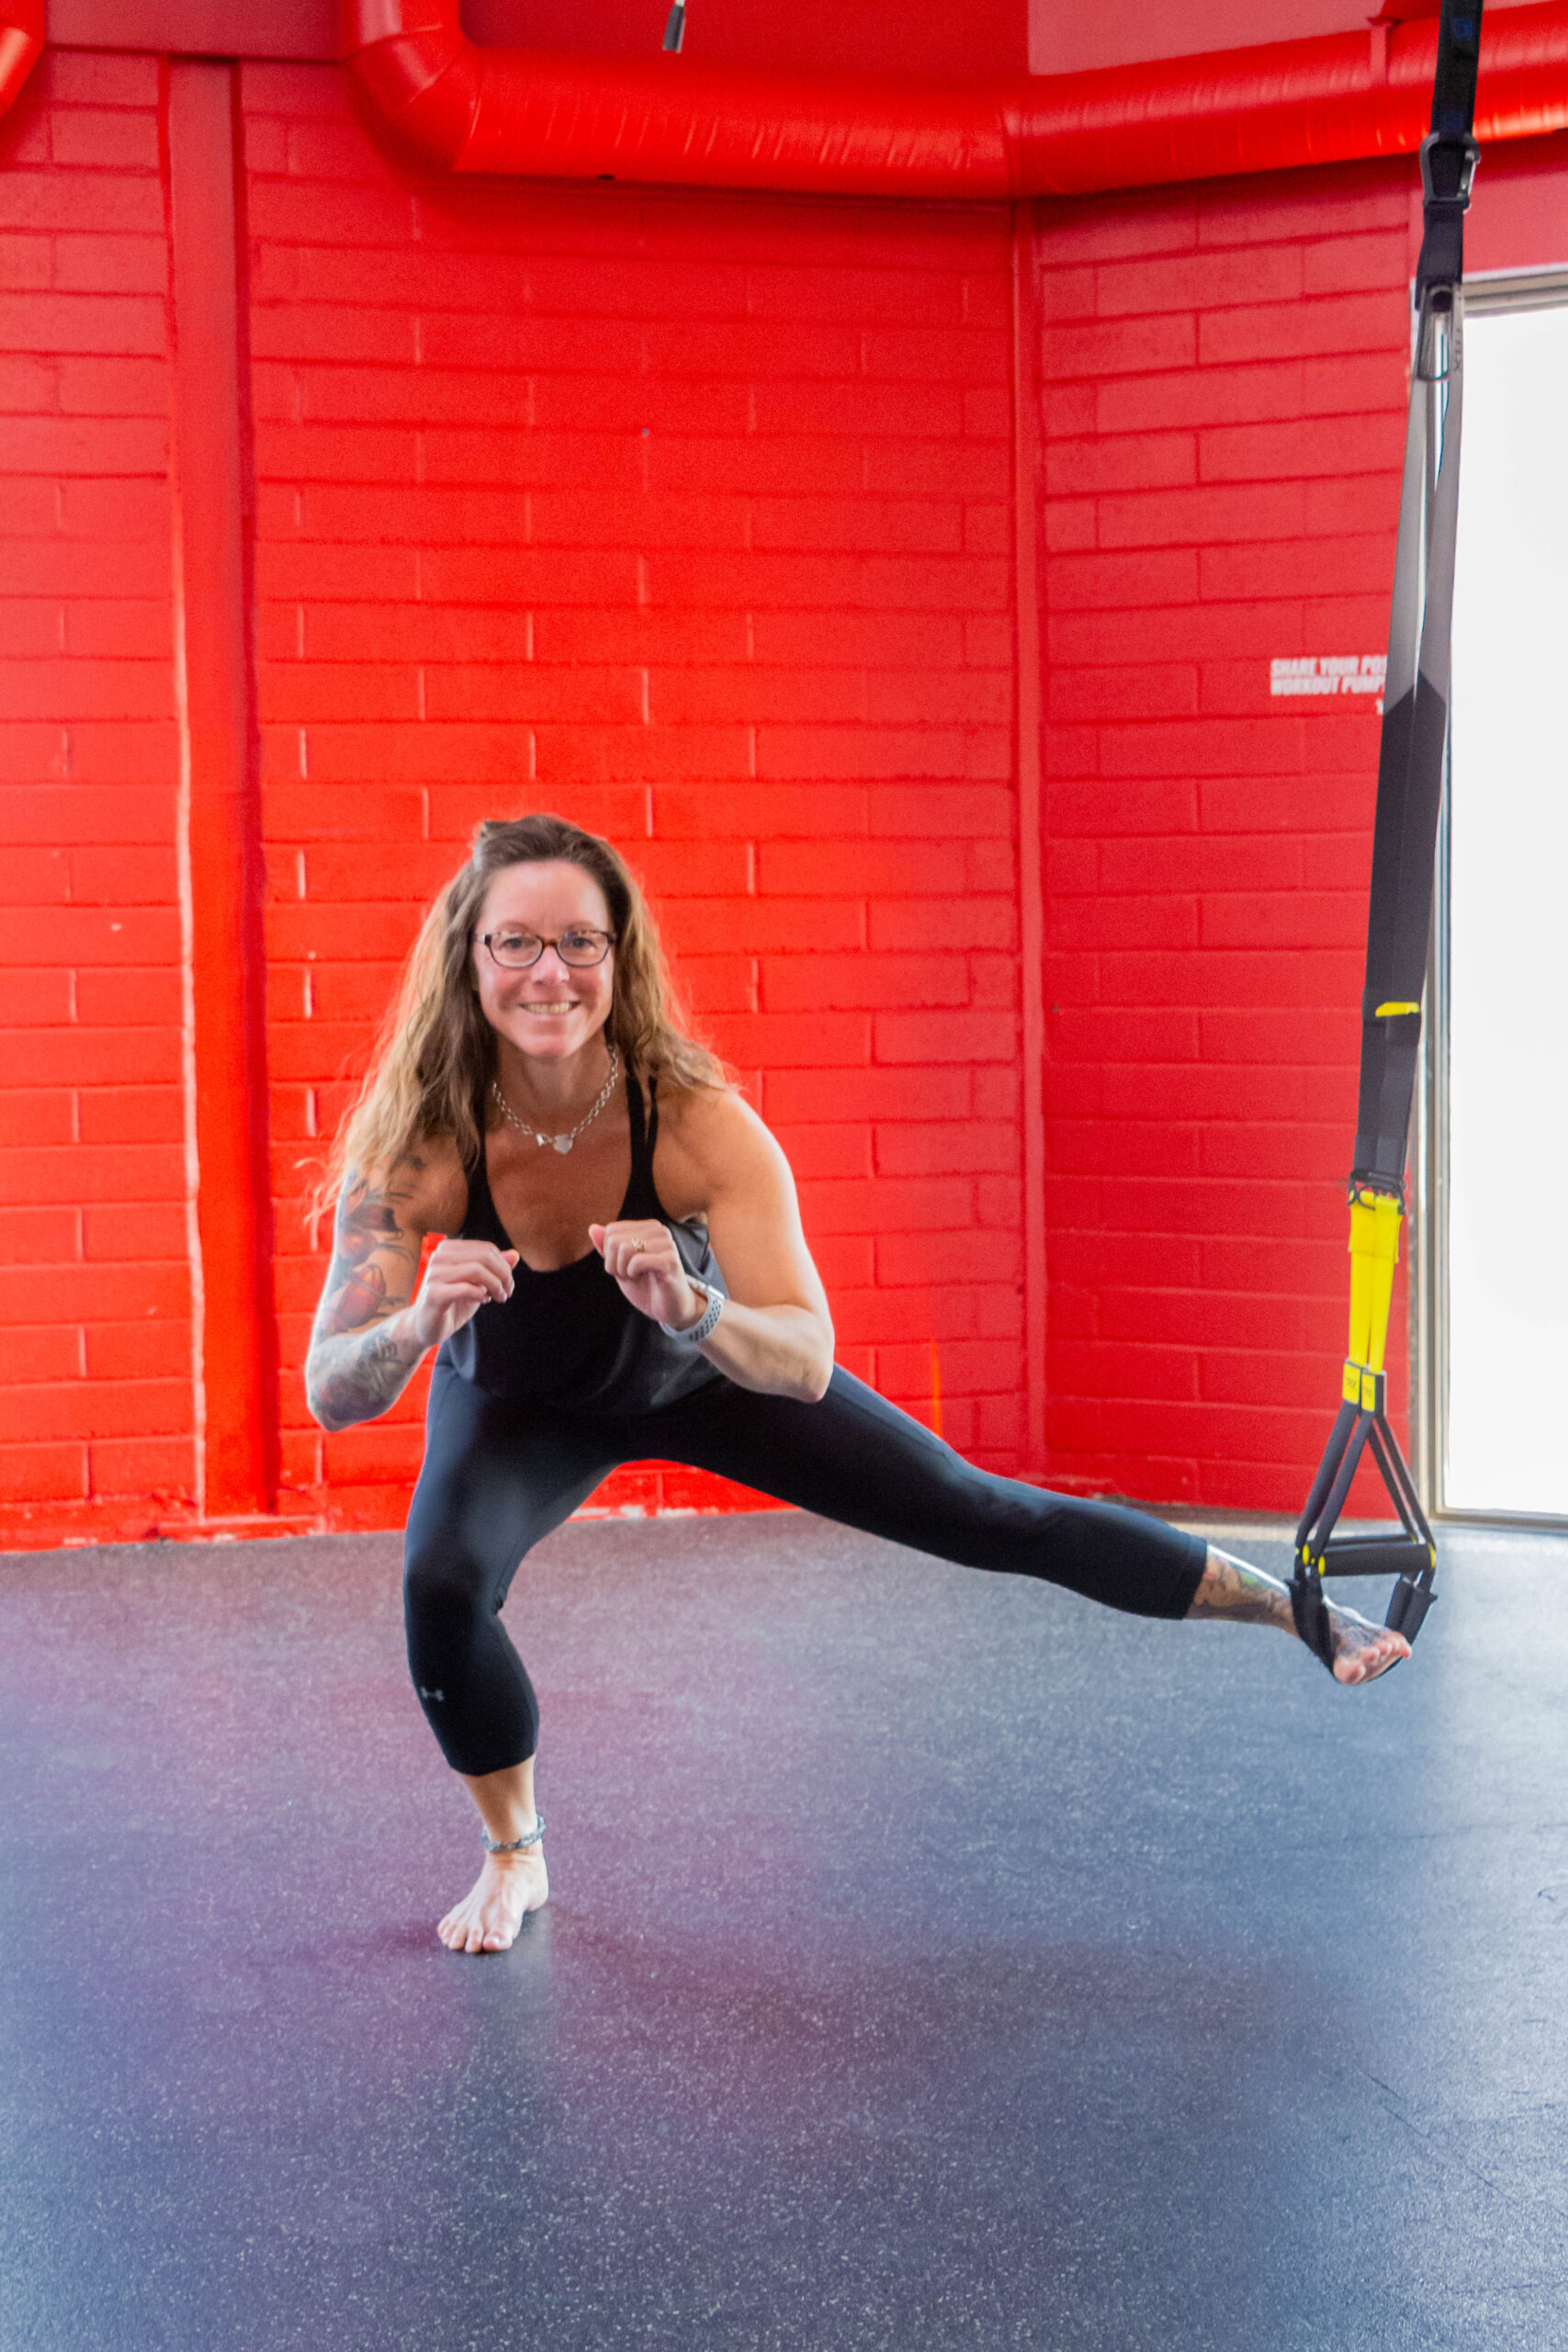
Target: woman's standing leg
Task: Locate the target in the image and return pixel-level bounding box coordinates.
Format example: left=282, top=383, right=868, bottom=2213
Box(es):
left=404, top=1363, right=623, bottom=1951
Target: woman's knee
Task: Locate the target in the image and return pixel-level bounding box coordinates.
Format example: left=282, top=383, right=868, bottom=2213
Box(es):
left=402, top=1533, right=497, bottom=1637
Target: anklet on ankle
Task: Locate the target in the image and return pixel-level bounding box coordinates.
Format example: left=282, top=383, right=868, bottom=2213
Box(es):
left=480, top=1811, right=545, bottom=1854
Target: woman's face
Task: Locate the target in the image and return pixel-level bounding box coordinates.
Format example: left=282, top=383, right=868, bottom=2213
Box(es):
left=472, top=858, right=616, bottom=1068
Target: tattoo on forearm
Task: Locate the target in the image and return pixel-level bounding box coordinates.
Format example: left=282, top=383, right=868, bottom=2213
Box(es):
left=318, top=1177, right=419, bottom=1332
left=307, top=1320, right=423, bottom=1431
left=307, top=1168, right=426, bottom=1429
left=1187, top=1546, right=1296, bottom=1632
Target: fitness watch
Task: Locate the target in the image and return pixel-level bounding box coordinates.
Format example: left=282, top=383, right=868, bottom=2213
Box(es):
left=660, top=1278, right=725, bottom=1345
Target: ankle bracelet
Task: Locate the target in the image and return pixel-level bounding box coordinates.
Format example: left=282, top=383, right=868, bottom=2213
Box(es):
left=480, top=1810, right=545, bottom=1854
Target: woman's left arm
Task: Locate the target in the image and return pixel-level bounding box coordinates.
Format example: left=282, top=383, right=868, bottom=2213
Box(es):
left=589, top=1090, right=835, bottom=1402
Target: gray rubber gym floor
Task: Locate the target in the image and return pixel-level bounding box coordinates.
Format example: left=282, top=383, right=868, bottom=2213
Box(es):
left=2, top=1512, right=1564, bottom=2352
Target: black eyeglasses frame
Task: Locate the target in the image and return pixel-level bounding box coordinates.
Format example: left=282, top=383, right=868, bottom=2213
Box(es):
left=478, top=927, right=617, bottom=971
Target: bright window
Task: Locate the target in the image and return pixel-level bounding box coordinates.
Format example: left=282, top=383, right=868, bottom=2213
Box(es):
left=1446, top=293, right=1568, bottom=1515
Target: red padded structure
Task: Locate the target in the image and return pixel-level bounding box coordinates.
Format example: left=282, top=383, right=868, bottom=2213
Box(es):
left=2, top=8, right=1567, bottom=1546
left=342, top=0, right=1568, bottom=197
left=0, top=3, right=43, bottom=117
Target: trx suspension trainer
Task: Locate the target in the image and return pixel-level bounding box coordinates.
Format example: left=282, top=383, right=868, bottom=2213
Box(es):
left=1291, top=0, right=1483, bottom=1671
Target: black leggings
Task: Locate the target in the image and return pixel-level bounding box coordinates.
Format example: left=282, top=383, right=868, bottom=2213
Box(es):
left=403, top=1363, right=1208, bottom=1777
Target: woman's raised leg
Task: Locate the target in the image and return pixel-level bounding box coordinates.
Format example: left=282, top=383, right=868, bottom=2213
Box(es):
left=639, top=1369, right=1407, bottom=1679
left=636, top=1367, right=1206, bottom=1617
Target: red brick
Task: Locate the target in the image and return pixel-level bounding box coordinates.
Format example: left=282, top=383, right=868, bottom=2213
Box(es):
left=75, top=968, right=182, bottom=1026
left=87, top=1436, right=194, bottom=1498
left=85, top=1321, right=189, bottom=1381
left=874, top=1122, right=1016, bottom=1177
left=797, top=1175, right=973, bottom=1236
left=7, top=1378, right=189, bottom=1442
left=763, top=1066, right=970, bottom=1123
left=868, top=898, right=1014, bottom=953
left=1045, top=432, right=1195, bottom=497
left=320, top=1421, right=424, bottom=1485
left=761, top=955, right=966, bottom=1014
left=1199, top=411, right=1404, bottom=485
left=1038, top=194, right=1197, bottom=268
left=68, top=845, right=177, bottom=904
left=703, top=1012, right=870, bottom=1068
left=1046, top=548, right=1199, bottom=611
left=55, top=354, right=169, bottom=414
left=1043, top=314, right=1196, bottom=383
left=759, top=841, right=959, bottom=897
left=667, top=899, right=861, bottom=956
left=874, top=1010, right=1014, bottom=1064
left=0, top=1326, right=82, bottom=1382
left=74, top=1087, right=184, bottom=1145
left=0, top=1086, right=73, bottom=1144
left=1199, top=290, right=1404, bottom=368
left=769, top=1125, right=872, bottom=1181
left=0, top=1026, right=179, bottom=1088
left=658, top=786, right=866, bottom=841
left=806, top=1235, right=874, bottom=1291
left=81, top=1203, right=186, bottom=1262
left=0, top=1442, right=88, bottom=1504
left=881, top=1339, right=1012, bottom=1396
left=0, top=1141, right=182, bottom=1207
left=0, top=851, right=71, bottom=903
left=1096, top=245, right=1302, bottom=318
left=1049, top=664, right=1198, bottom=723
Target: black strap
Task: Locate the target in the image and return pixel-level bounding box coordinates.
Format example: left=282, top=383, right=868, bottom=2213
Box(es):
left=1290, top=1571, right=1339, bottom=1678
left=1350, top=0, right=1482, bottom=1193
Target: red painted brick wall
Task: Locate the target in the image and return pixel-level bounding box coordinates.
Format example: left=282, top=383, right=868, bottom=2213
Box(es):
left=0, top=51, right=190, bottom=1544
left=1036, top=165, right=1413, bottom=1516
left=3, top=35, right=1565, bottom=1548
left=245, top=62, right=1021, bottom=1532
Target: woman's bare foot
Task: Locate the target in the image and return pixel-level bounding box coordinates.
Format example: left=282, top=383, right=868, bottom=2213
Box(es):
left=1322, top=1599, right=1410, bottom=1684
left=1189, top=1545, right=1411, bottom=1683
left=437, top=1847, right=548, bottom=1954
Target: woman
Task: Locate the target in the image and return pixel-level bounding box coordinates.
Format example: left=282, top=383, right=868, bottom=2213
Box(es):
left=307, top=814, right=1408, bottom=1957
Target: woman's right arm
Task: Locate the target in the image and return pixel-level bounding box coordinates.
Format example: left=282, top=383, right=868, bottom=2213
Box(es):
left=305, top=1151, right=517, bottom=1432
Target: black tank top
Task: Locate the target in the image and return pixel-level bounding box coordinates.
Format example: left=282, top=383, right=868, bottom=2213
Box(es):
left=437, top=1076, right=726, bottom=1415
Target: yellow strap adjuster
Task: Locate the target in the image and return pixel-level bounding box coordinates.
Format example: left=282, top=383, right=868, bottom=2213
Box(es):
left=1347, top=1189, right=1403, bottom=1377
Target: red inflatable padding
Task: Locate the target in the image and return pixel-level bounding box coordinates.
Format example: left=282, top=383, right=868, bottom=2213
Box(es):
left=340, top=0, right=1568, bottom=198
left=0, top=0, right=43, bottom=119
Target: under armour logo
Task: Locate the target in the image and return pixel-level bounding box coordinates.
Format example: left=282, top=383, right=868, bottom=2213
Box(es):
left=418, top=1686, right=446, bottom=1702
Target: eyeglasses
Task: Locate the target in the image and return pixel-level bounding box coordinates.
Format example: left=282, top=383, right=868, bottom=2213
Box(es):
left=479, top=926, right=616, bottom=970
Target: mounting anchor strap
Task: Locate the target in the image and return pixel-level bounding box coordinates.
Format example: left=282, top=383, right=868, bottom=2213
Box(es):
left=1292, top=0, right=1482, bottom=1659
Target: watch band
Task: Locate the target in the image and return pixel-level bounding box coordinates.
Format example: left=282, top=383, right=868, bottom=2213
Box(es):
left=660, top=1279, right=725, bottom=1344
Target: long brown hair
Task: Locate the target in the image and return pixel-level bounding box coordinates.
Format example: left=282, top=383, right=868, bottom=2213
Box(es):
left=320, top=813, right=725, bottom=1205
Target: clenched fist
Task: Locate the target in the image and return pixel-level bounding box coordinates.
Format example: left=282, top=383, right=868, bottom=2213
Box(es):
left=589, top=1218, right=705, bottom=1330
left=409, top=1237, right=520, bottom=1351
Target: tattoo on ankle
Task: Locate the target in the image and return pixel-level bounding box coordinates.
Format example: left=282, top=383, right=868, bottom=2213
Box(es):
left=1188, top=1546, right=1296, bottom=1632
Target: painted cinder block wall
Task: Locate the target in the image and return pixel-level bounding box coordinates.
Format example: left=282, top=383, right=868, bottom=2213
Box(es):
left=2, top=28, right=1564, bottom=1546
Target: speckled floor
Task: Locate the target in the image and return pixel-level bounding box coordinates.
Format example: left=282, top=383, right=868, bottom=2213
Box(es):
left=1, top=1512, right=1565, bottom=2352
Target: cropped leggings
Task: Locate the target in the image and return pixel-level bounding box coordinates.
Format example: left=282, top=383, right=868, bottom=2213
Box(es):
left=403, top=1363, right=1208, bottom=1778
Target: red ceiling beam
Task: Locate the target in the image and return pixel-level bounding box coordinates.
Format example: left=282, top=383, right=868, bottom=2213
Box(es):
left=339, top=0, right=1568, bottom=199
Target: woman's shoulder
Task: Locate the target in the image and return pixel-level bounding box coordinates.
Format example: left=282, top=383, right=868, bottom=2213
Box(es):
left=342, top=1129, right=469, bottom=1238
left=652, top=1079, right=788, bottom=1208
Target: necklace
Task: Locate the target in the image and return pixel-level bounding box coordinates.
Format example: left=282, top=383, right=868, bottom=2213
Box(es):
left=491, top=1048, right=620, bottom=1155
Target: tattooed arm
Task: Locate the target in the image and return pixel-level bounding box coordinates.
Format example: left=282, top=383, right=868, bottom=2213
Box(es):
left=304, top=1147, right=516, bottom=1432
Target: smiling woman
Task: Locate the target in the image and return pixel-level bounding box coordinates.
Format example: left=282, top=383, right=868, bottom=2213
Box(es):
left=304, top=812, right=1409, bottom=1960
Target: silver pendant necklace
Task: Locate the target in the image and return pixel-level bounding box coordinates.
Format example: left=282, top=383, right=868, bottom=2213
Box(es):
left=491, top=1047, right=620, bottom=1155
